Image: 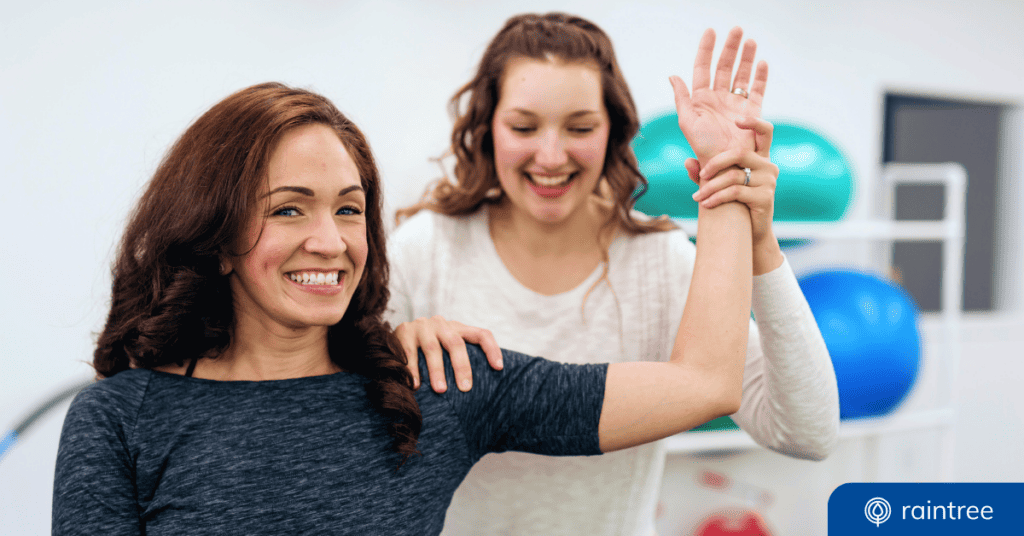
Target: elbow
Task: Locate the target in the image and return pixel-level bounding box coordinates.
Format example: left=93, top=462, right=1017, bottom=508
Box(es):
left=773, top=413, right=840, bottom=462
left=722, top=396, right=743, bottom=419
left=786, top=431, right=838, bottom=462
left=700, top=358, right=746, bottom=420
left=803, top=395, right=841, bottom=461
left=808, top=445, right=836, bottom=462
left=810, top=417, right=841, bottom=461
left=715, top=383, right=744, bottom=419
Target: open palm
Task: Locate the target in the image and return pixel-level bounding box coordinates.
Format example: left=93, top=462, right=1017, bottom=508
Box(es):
left=670, top=27, right=769, bottom=164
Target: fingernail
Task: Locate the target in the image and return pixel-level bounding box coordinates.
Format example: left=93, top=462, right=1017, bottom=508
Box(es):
left=435, top=380, right=446, bottom=392
left=458, top=379, right=471, bottom=391
left=692, top=191, right=700, bottom=201
left=497, top=358, right=504, bottom=369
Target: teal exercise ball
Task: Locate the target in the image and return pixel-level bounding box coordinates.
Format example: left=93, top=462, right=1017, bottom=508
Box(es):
left=633, top=114, right=698, bottom=218
left=689, top=415, right=739, bottom=432
left=633, top=114, right=855, bottom=222
left=797, top=270, right=922, bottom=420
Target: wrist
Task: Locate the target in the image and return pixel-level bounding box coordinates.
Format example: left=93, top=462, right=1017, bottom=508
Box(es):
left=699, top=164, right=744, bottom=187
left=752, top=232, right=784, bottom=276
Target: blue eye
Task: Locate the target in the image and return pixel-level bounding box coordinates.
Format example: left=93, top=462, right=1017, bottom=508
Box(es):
left=337, top=206, right=363, bottom=216
left=273, top=206, right=300, bottom=217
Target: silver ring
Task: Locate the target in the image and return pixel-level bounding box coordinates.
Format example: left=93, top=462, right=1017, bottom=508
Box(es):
left=732, top=87, right=749, bottom=98
left=742, top=167, right=751, bottom=186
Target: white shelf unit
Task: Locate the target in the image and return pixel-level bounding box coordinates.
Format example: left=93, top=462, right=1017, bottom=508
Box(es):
left=662, top=162, right=967, bottom=481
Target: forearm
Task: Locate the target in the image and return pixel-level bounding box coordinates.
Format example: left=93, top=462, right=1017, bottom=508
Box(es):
left=752, top=230, right=785, bottom=276
left=599, top=25, right=763, bottom=451
left=734, top=260, right=839, bottom=460
left=598, top=197, right=753, bottom=452
left=671, top=198, right=753, bottom=403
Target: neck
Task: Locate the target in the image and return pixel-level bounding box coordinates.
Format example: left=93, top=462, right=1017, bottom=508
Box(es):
left=488, top=196, right=611, bottom=258
left=205, top=311, right=339, bottom=381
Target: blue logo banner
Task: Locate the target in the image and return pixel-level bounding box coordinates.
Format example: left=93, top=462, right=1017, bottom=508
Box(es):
left=829, top=483, right=1024, bottom=534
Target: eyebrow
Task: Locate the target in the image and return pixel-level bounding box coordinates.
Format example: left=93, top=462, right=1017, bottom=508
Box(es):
left=264, top=185, right=365, bottom=198
left=508, top=108, right=602, bottom=118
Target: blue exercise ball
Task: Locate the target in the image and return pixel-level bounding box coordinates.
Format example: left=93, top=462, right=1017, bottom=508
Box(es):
left=798, top=270, right=922, bottom=420
left=632, top=114, right=855, bottom=222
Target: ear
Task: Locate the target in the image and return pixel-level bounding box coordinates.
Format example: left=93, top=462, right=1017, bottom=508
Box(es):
left=219, top=257, right=234, bottom=276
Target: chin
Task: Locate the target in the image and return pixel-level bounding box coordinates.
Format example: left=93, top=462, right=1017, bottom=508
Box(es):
left=529, top=199, right=578, bottom=223
left=292, top=305, right=351, bottom=329
left=533, top=211, right=570, bottom=224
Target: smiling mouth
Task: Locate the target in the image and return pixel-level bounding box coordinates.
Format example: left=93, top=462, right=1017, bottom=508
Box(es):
left=287, top=271, right=341, bottom=286
left=526, top=172, right=575, bottom=188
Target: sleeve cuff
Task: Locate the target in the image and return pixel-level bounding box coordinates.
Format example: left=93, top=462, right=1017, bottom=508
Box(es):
left=751, top=254, right=808, bottom=322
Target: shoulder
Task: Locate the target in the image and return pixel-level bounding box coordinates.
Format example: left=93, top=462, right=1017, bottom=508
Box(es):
left=72, top=369, right=152, bottom=409
left=63, top=369, right=153, bottom=440
left=391, top=209, right=437, bottom=242
left=390, top=210, right=482, bottom=265
left=391, top=209, right=478, bottom=245
left=54, top=371, right=154, bottom=534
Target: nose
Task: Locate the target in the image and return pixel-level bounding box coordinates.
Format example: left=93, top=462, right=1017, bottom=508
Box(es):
left=302, top=213, right=346, bottom=258
left=533, top=129, right=569, bottom=169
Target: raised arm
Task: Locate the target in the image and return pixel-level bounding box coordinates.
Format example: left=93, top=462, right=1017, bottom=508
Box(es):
left=598, top=27, right=760, bottom=452
left=599, top=179, right=752, bottom=451
left=675, top=50, right=839, bottom=458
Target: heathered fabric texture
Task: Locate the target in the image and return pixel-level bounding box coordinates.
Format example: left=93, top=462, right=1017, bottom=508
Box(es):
left=387, top=208, right=839, bottom=536
left=52, top=347, right=606, bottom=536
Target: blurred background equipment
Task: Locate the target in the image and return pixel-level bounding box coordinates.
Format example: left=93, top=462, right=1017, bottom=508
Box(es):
left=797, top=270, right=922, bottom=420
left=0, top=380, right=92, bottom=464
left=690, top=469, right=775, bottom=536
left=633, top=114, right=855, bottom=223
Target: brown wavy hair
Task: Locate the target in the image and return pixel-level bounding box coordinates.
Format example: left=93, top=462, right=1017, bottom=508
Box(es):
left=397, top=12, right=674, bottom=237
left=93, top=82, right=421, bottom=460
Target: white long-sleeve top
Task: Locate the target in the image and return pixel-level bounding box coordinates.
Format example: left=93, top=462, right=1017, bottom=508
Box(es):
left=386, top=208, right=839, bottom=536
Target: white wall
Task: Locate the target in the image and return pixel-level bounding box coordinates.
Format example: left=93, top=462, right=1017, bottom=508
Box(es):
left=2, top=0, right=1023, bottom=533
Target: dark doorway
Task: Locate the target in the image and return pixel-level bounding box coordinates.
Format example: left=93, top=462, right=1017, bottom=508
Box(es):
left=883, top=94, right=1005, bottom=312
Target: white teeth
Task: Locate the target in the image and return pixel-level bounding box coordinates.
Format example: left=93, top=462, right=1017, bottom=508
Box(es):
left=529, top=173, right=572, bottom=187
left=288, top=271, right=341, bottom=286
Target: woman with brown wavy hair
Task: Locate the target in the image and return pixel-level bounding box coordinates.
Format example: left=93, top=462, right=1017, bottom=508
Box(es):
left=52, top=79, right=758, bottom=535
left=389, top=13, right=839, bottom=536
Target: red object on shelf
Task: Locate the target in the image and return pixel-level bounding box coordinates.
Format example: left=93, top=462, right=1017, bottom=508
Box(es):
left=697, top=470, right=774, bottom=510
left=700, top=470, right=730, bottom=489
left=693, top=511, right=773, bottom=536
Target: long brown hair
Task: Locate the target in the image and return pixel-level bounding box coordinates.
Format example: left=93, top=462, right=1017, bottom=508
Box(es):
left=94, top=82, right=421, bottom=460
left=397, top=12, right=674, bottom=237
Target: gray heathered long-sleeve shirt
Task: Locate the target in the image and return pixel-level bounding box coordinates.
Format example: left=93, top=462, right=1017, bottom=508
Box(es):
left=52, top=347, right=607, bottom=535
